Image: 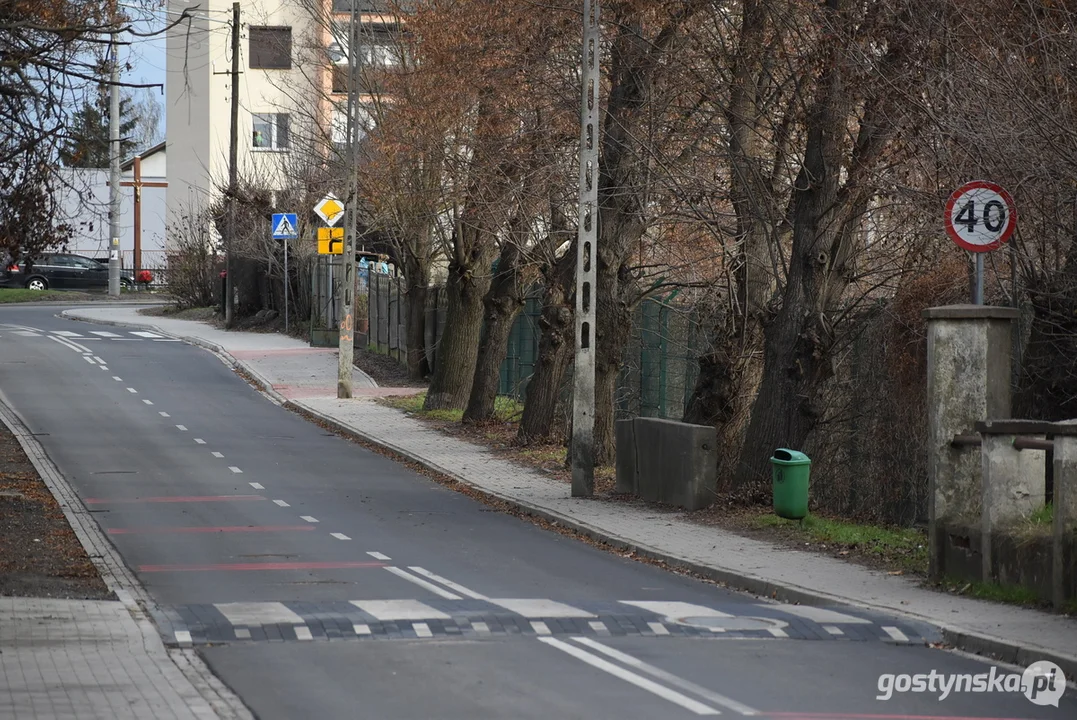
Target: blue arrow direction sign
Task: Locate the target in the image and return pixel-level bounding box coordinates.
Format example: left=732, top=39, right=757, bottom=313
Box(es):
left=271, top=213, right=299, bottom=240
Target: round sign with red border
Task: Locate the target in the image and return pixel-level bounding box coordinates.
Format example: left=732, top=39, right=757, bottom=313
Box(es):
left=945, top=181, right=1017, bottom=253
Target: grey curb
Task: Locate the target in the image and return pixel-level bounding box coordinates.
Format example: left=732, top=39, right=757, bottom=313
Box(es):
left=60, top=310, right=1077, bottom=680
left=0, top=388, right=254, bottom=719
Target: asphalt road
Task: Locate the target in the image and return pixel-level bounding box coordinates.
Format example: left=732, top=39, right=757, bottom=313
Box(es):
left=1, top=304, right=1073, bottom=720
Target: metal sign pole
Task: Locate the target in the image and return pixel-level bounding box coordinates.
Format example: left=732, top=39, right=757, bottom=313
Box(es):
left=284, top=237, right=290, bottom=333
left=973, top=253, right=984, bottom=305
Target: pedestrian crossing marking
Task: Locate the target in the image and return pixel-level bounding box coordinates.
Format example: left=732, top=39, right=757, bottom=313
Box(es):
left=619, top=601, right=734, bottom=619
left=763, top=604, right=871, bottom=625
left=52, top=331, right=83, bottom=337
left=350, top=599, right=450, bottom=621
left=488, top=599, right=596, bottom=618
left=215, top=601, right=304, bottom=626
left=91, top=331, right=121, bottom=337
left=130, top=331, right=163, bottom=338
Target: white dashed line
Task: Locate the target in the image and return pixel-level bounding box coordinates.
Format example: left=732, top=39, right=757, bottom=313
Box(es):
left=99, top=366, right=108, bottom=371
left=228, top=466, right=242, bottom=474
left=531, top=621, right=552, bottom=636
left=294, top=626, right=313, bottom=641
left=211, top=452, right=224, bottom=458
left=273, top=500, right=290, bottom=507
left=93, top=356, right=105, bottom=364
left=882, top=626, right=909, bottom=642
left=331, top=533, right=350, bottom=541
left=412, top=622, right=433, bottom=638
left=366, top=551, right=391, bottom=561
left=407, top=567, right=488, bottom=599
left=159, top=412, right=170, bottom=418
left=353, top=624, right=371, bottom=636
left=174, top=630, right=192, bottom=645
left=194, top=438, right=206, bottom=444
left=176, top=425, right=188, bottom=431
left=83, top=356, right=96, bottom=365
left=113, top=376, right=122, bottom=382
left=142, top=399, right=154, bottom=405
left=248, top=482, right=264, bottom=490
left=300, top=515, right=318, bottom=523
left=126, top=388, right=137, bottom=394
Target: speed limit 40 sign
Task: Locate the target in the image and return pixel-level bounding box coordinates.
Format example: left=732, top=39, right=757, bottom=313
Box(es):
left=945, top=180, right=1017, bottom=252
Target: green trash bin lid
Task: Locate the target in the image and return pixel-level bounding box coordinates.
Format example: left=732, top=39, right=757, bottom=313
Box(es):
left=771, top=448, right=811, bottom=465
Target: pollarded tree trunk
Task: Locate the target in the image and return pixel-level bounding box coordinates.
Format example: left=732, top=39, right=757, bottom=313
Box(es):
left=592, top=259, right=635, bottom=467
left=403, top=251, right=431, bottom=380
left=463, top=240, right=526, bottom=423
left=517, top=247, right=575, bottom=444
left=423, top=224, right=495, bottom=410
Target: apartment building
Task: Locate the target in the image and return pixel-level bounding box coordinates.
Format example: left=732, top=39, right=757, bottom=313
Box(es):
left=164, top=0, right=403, bottom=250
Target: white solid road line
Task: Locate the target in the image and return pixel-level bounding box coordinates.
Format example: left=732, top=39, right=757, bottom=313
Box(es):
left=407, top=567, right=488, bottom=599
left=273, top=499, right=290, bottom=507
left=248, top=482, right=264, bottom=490
left=331, top=533, right=350, bottom=540
left=383, top=567, right=462, bottom=600
left=212, top=452, right=224, bottom=458
left=159, top=412, right=170, bottom=418
left=571, top=637, right=759, bottom=716
left=300, top=515, right=318, bottom=523
left=539, top=638, right=720, bottom=716
left=366, top=551, right=391, bottom=561
left=92, top=356, right=105, bottom=364
left=882, top=626, right=909, bottom=642
left=48, top=335, right=83, bottom=353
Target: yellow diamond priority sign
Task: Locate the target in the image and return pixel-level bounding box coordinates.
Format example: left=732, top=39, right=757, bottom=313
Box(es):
left=314, top=194, right=345, bottom=227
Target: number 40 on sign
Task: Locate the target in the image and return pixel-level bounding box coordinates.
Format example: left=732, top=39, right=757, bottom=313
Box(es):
left=945, top=181, right=1017, bottom=253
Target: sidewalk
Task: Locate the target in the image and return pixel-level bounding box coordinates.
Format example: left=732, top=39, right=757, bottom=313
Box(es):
left=63, top=305, right=1077, bottom=678
left=0, top=388, right=251, bottom=719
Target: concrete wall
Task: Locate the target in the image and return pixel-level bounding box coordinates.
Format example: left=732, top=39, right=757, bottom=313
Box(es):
left=615, top=418, right=717, bottom=511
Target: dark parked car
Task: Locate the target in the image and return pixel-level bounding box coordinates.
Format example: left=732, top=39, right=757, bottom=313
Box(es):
left=0, top=253, right=133, bottom=291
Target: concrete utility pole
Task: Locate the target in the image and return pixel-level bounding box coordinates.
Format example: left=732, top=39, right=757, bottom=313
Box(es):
left=571, top=0, right=600, bottom=497
left=337, top=0, right=361, bottom=399
left=225, top=1, right=241, bottom=327
left=107, top=5, right=122, bottom=298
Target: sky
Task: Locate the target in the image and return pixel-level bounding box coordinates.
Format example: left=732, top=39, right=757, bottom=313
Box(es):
left=123, top=11, right=169, bottom=135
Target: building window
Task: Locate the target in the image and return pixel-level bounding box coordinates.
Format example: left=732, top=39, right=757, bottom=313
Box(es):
left=252, top=113, right=290, bottom=150
left=332, top=65, right=347, bottom=94
left=328, top=23, right=401, bottom=70
left=249, top=27, right=292, bottom=69
left=331, top=107, right=374, bottom=148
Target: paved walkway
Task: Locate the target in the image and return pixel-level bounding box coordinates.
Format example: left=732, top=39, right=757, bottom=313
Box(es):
left=62, top=305, right=1077, bottom=678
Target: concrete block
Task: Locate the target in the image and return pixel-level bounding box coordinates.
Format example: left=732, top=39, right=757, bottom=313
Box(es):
left=615, top=419, right=638, bottom=494
left=981, top=433, right=1046, bottom=581
left=633, top=418, right=717, bottom=511
left=1054, top=424, right=1077, bottom=608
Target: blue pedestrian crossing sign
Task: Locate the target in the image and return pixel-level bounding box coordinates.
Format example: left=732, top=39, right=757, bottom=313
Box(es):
left=271, top=213, right=298, bottom=240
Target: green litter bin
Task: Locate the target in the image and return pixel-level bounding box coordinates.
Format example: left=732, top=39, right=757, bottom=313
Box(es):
left=771, top=448, right=811, bottom=520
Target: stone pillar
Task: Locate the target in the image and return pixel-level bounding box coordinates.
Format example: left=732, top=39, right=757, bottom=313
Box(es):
left=924, top=305, right=1019, bottom=579
left=1053, top=422, right=1077, bottom=609
left=981, top=433, right=1046, bottom=582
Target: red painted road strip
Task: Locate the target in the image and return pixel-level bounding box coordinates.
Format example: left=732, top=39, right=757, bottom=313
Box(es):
left=138, top=561, right=386, bottom=572
left=109, top=525, right=315, bottom=535
left=85, top=495, right=264, bottom=504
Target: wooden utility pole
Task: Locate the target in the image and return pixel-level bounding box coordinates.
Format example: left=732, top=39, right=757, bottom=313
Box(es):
left=120, top=155, right=167, bottom=277
left=225, top=1, right=241, bottom=326
left=571, top=0, right=600, bottom=497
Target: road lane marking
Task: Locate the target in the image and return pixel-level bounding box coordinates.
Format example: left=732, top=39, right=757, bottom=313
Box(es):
left=126, top=388, right=138, bottom=394
left=159, top=412, right=170, bottom=417
left=539, top=638, right=720, bottom=716
left=589, top=621, right=610, bottom=634
left=488, top=599, right=595, bottom=618
left=141, top=560, right=384, bottom=572
left=113, top=376, right=123, bottom=381
left=130, top=331, right=163, bottom=338
left=350, top=600, right=450, bottom=621
left=234, top=628, right=251, bottom=640
left=142, top=400, right=154, bottom=405
left=108, top=525, right=315, bottom=535
left=407, top=567, right=488, bottom=599
left=216, top=602, right=305, bottom=626
left=86, top=495, right=264, bottom=504
left=647, top=622, right=670, bottom=636
left=571, top=637, right=758, bottom=715
left=764, top=605, right=871, bottom=625
left=91, top=331, right=121, bottom=337
left=300, top=516, right=318, bottom=523
left=154, top=339, right=181, bottom=342
left=353, top=624, right=371, bottom=636
left=228, top=465, right=242, bottom=473
left=99, top=366, right=109, bottom=371
left=194, top=438, right=205, bottom=444
left=176, top=425, right=188, bottom=431
left=49, top=335, right=84, bottom=353
left=767, top=627, right=788, bottom=638
left=882, top=626, right=909, bottom=642
left=383, top=567, right=461, bottom=599
left=273, top=499, right=290, bottom=507
left=331, top=533, right=350, bottom=540
left=93, top=356, right=105, bottom=364
left=619, top=601, right=734, bottom=619
left=83, top=356, right=96, bottom=365
left=823, top=625, right=844, bottom=636
left=294, top=626, right=313, bottom=641
left=212, top=452, right=224, bottom=458
left=413, top=622, right=433, bottom=638
left=366, top=551, right=391, bottom=561
left=531, top=621, right=552, bottom=636
left=174, top=631, right=192, bottom=645
left=248, top=482, right=263, bottom=489
left=52, top=331, right=82, bottom=337
left=11, top=331, right=39, bottom=337
left=472, top=621, right=490, bottom=633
